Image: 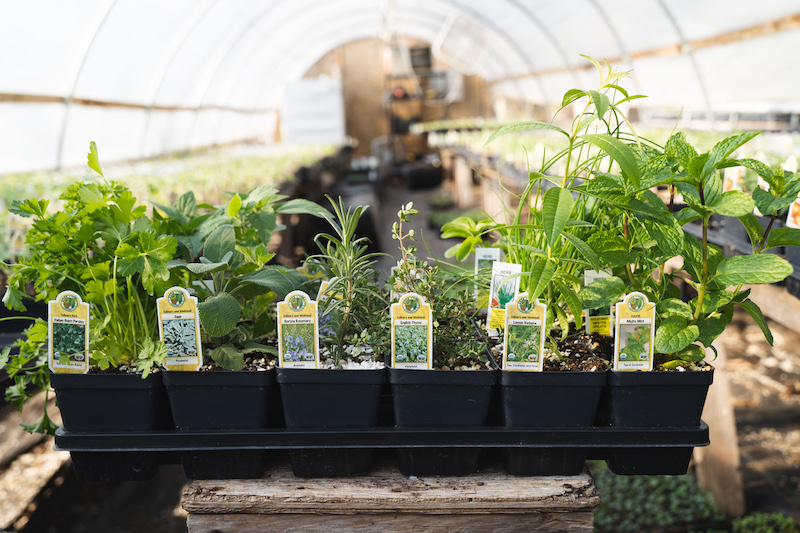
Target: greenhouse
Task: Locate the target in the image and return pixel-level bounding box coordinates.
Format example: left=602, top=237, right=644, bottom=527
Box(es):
left=1, top=1, right=800, bottom=531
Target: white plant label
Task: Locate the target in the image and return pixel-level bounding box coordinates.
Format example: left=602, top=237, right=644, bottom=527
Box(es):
left=48, top=291, right=89, bottom=374
left=613, top=292, right=656, bottom=371
left=487, top=261, right=522, bottom=335
left=391, top=292, right=432, bottom=370
left=503, top=293, right=547, bottom=372
left=474, top=247, right=502, bottom=310
left=157, top=286, right=203, bottom=371
left=277, top=291, right=320, bottom=368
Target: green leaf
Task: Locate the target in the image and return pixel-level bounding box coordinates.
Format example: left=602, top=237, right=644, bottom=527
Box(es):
left=204, top=224, right=236, bottom=264
left=587, top=231, right=636, bottom=269
left=655, top=317, right=699, bottom=354
left=693, top=289, right=734, bottom=316
left=766, top=226, right=800, bottom=250
left=708, top=190, right=755, bottom=217
left=581, top=134, right=641, bottom=188
left=578, top=276, right=626, bottom=310
left=739, top=213, right=764, bottom=246
left=696, top=315, right=729, bottom=347
left=553, top=280, right=583, bottom=330
left=527, top=258, right=555, bottom=300
left=21, top=409, right=59, bottom=435
left=646, top=220, right=684, bottom=257
left=116, top=233, right=178, bottom=293
left=561, top=88, right=586, bottom=107
left=702, top=131, right=760, bottom=178
left=275, top=199, right=331, bottom=221
left=248, top=211, right=277, bottom=245
left=242, top=342, right=278, bottom=356
left=198, top=292, right=241, bottom=337
left=753, top=187, right=794, bottom=216
left=665, top=132, right=699, bottom=171
left=183, top=261, right=229, bottom=274
left=561, top=232, right=601, bottom=271
left=8, top=198, right=49, bottom=218
left=484, top=121, right=569, bottom=146
left=210, top=344, right=245, bottom=371
left=736, top=158, right=772, bottom=183
left=738, top=299, right=773, bottom=345
left=715, top=254, right=793, bottom=286
left=658, top=299, right=693, bottom=321
left=87, top=141, right=103, bottom=177
left=78, top=184, right=109, bottom=214
left=542, top=187, right=573, bottom=249
left=589, top=90, right=610, bottom=119
left=227, top=194, right=242, bottom=218
left=676, top=344, right=706, bottom=362
left=238, top=266, right=307, bottom=298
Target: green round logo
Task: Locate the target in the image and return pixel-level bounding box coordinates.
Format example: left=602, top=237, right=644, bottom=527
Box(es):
left=517, top=297, right=532, bottom=313
left=167, top=290, right=185, bottom=307
left=289, top=294, right=306, bottom=312
left=402, top=296, right=420, bottom=314
left=60, top=294, right=78, bottom=312
left=627, top=294, right=645, bottom=313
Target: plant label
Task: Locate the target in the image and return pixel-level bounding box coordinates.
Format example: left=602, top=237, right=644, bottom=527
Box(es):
left=723, top=166, right=744, bottom=192
left=316, top=277, right=342, bottom=302
left=474, top=248, right=502, bottom=310
left=277, top=291, right=320, bottom=368
left=787, top=198, right=800, bottom=229
left=487, top=261, right=522, bottom=335
left=157, top=287, right=203, bottom=371
left=613, top=292, right=656, bottom=371
left=503, top=293, right=547, bottom=372
left=391, top=292, right=432, bottom=369
left=297, top=258, right=327, bottom=281
left=583, top=269, right=612, bottom=336
left=48, top=291, right=89, bottom=374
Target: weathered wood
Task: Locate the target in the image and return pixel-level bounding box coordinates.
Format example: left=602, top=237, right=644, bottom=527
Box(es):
left=453, top=158, right=475, bottom=208
left=187, top=510, right=596, bottom=533
left=182, top=464, right=598, bottom=516
left=693, top=337, right=746, bottom=518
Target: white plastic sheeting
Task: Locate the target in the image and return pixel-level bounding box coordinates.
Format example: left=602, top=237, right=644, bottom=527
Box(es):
left=1, top=0, right=799, bottom=173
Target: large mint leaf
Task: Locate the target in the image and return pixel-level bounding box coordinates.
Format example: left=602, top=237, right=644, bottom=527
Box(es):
left=701, top=131, right=760, bottom=179
left=766, top=226, right=800, bottom=250
left=198, top=292, right=241, bottom=337
left=708, top=190, right=755, bottom=217
left=753, top=188, right=794, bottom=216
left=657, top=298, right=693, bottom=321
left=655, top=317, right=699, bottom=354
left=542, top=187, right=573, bottom=249
left=578, top=276, right=626, bottom=310
left=665, top=132, right=698, bottom=170
left=715, top=254, right=793, bottom=286
left=738, top=299, right=773, bottom=345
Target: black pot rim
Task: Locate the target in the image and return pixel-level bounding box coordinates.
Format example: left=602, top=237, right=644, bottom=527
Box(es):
left=163, top=368, right=274, bottom=387
left=608, top=365, right=714, bottom=386
left=50, top=371, right=163, bottom=390
left=388, top=366, right=497, bottom=386
left=500, top=369, right=607, bottom=387
left=276, top=366, right=386, bottom=385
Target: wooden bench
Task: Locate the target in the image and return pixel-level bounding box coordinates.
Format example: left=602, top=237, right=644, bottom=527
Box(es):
left=182, top=462, right=599, bottom=532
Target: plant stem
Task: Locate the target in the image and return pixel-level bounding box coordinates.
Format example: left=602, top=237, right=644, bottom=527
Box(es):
left=692, top=214, right=710, bottom=323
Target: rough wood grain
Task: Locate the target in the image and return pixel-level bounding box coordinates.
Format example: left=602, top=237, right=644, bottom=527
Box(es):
left=182, top=464, right=598, bottom=515
left=694, top=336, right=746, bottom=517
left=187, top=511, right=595, bottom=533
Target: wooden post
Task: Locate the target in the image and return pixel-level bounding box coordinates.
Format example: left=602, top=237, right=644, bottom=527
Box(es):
left=693, top=335, right=746, bottom=517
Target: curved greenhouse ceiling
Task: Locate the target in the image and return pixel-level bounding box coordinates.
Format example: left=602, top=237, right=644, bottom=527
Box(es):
left=2, top=0, right=799, bottom=173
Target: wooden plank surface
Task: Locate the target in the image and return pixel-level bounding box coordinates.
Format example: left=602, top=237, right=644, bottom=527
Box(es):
left=187, top=510, right=596, bottom=533
left=182, top=463, right=599, bottom=516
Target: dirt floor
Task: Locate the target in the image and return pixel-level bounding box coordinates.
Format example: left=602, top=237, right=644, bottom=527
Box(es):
left=2, top=182, right=800, bottom=530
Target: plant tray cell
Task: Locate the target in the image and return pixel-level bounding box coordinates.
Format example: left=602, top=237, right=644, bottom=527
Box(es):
left=289, top=449, right=374, bottom=478
left=181, top=450, right=268, bottom=479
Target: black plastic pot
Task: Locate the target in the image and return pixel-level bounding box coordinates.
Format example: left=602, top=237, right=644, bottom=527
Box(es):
left=162, top=369, right=275, bottom=479
left=501, top=370, right=607, bottom=475
left=50, top=372, right=171, bottom=481
left=600, top=367, right=714, bottom=475
left=389, top=368, right=497, bottom=476
left=276, top=367, right=385, bottom=477
left=50, top=372, right=172, bottom=432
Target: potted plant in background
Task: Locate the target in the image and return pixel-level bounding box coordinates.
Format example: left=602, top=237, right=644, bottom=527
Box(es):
left=157, top=186, right=321, bottom=479
left=388, top=202, right=497, bottom=476
left=2, top=143, right=176, bottom=480
left=276, top=196, right=388, bottom=477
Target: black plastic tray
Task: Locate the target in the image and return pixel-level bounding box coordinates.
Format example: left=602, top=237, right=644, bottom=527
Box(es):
left=54, top=422, right=709, bottom=451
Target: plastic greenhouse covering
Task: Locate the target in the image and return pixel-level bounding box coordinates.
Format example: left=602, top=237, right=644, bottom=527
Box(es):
left=2, top=0, right=800, bottom=173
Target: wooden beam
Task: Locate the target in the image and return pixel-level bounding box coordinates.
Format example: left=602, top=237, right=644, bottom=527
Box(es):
left=490, top=12, right=800, bottom=86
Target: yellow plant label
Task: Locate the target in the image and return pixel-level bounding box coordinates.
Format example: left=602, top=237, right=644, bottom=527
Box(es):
left=391, top=292, right=432, bottom=369
left=297, top=258, right=327, bottom=281
left=589, top=316, right=612, bottom=337
left=503, top=293, right=547, bottom=372
left=487, top=262, right=521, bottom=335
left=157, top=287, right=203, bottom=371
left=48, top=291, right=89, bottom=374
left=277, top=290, right=319, bottom=368
left=474, top=248, right=501, bottom=310
left=583, top=269, right=613, bottom=336
left=613, top=292, right=656, bottom=371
